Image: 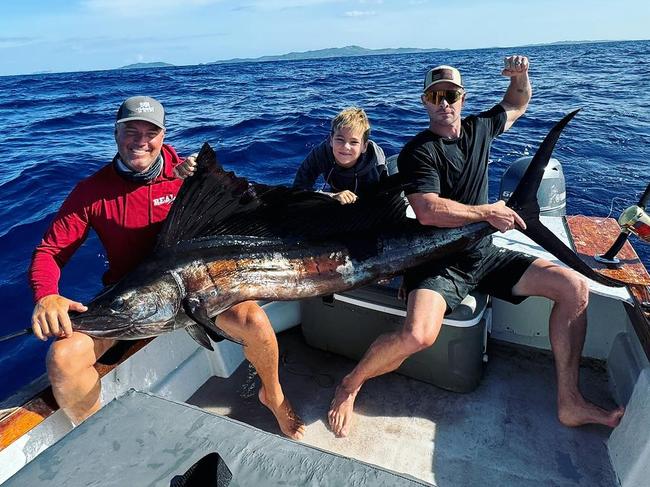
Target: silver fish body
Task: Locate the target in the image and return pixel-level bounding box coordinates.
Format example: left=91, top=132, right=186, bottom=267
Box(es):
left=71, top=221, right=492, bottom=343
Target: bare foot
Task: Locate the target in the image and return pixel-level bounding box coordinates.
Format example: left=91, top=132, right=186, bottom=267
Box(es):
left=258, top=387, right=305, bottom=440
left=558, top=396, right=625, bottom=428
left=328, top=383, right=358, bottom=438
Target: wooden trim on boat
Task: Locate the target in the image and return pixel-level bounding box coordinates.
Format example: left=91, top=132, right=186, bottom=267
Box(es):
left=0, top=392, right=57, bottom=450
left=567, top=215, right=650, bottom=360
left=566, top=216, right=650, bottom=286
left=0, top=338, right=152, bottom=452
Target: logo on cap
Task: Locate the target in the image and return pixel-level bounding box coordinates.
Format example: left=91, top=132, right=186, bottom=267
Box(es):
left=423, top=65, right=463, bottom=92
left=431, top=69, right=455, bottom=82
left=136, top=102, right=155, bottom=114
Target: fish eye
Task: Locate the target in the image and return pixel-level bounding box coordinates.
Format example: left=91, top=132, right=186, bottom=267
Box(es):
left=112, top=296, right=125, bottom=311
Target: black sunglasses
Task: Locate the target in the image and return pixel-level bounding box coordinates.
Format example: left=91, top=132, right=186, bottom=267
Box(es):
left=424, top=89, right=464, bottom=105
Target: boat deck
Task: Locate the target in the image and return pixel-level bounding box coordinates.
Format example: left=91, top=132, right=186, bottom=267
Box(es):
left=188, top=326, right=619, bottom=487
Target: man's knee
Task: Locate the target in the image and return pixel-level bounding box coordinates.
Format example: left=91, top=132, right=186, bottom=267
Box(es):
left=554, top=270, right=589, bottom=309
left=46, top=333, right=96, bottom=379
left=400, top=325, right=439, bottom=353
left=401, top=289, right=446, bottom=353
left=520, top=262, right=590, bottom=309
left=222, top=301, right=271, bottom=336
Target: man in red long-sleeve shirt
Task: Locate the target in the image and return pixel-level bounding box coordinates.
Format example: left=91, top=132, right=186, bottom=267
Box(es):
left=29, top=96, right=305, bottom=439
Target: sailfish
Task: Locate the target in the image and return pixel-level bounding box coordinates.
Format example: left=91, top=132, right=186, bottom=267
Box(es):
left=12, top=110, right=624, bottom=349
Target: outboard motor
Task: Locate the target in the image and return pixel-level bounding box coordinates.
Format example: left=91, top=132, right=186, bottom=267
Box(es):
left=499, top=156, right=566, bottom=216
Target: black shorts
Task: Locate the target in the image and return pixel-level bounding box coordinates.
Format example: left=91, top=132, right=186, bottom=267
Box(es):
left=403, top=242, right=537, bottom=313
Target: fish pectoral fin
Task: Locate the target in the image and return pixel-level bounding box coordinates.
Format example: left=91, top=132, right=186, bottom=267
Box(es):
left=182, top=297, right=228, bottom=345
left=203, top=323, right=229, bottom=343
left=185, top=323, right=214, bottom=351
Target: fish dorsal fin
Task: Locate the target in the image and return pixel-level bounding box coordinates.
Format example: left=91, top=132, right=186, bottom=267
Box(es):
left=156, top=143, right=409, bottom=248
left=157, top=143, right=262, bottom=249
left=207, top=172, right=409, bottom=241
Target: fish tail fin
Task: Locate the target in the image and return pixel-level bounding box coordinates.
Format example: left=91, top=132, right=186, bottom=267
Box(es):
left=506, top=109, right=578, bottom=219
left=506, top=109, right=623, bottom=288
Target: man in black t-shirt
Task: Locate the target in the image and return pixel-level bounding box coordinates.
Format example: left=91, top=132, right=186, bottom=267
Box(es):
left=328, top=58, right=625, bottom=438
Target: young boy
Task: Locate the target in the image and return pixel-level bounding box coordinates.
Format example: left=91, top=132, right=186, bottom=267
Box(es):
left=293, top=107, right=387, bottom=204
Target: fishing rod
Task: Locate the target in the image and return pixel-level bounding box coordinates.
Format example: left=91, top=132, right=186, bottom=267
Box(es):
left=595, top=181, right=650, bottom=264
left=0, top=327, right=33, bottom=343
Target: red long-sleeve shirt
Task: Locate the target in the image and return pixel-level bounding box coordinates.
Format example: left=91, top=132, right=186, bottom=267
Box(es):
left=29, top=144, right=184, bottom=302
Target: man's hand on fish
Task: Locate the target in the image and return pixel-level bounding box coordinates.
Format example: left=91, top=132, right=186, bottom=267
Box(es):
left=484, top=200, right=526, bottom=233
left=502, top=55, right=529, bottom=77
left=31, top=294, right=88, bottom=341
left=332, top=190, right=358, bottom=205
left=174, top=153, right=198, bottom=179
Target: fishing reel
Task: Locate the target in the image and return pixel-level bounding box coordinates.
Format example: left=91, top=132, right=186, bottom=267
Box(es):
left=595, top=182, right=650, bottom=265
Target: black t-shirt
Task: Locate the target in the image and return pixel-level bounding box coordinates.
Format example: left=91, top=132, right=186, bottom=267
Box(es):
left=397, top=105, right=507, bottom=206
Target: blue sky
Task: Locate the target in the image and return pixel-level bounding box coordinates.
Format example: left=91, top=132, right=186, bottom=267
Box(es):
left=1, top=0, right=648, bottom=76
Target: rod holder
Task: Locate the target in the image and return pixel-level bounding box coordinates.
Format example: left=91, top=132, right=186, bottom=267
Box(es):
left=595, top=181, right=650, bottom=266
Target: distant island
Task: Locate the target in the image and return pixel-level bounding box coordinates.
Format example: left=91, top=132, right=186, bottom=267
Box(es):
left=117, top=40, right=623, bottom=70
left=119, top=62, right=175, bottom=70
left=209, top=45, right=447, bottom=65
left=521, top=39, right=613, bottom=47
left=118, top=45, right=447, bottom=70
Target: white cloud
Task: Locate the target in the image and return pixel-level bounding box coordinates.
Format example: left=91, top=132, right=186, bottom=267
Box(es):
left=0, top=37, right=37, bottom=49
left=344, top=10, right=377, bottom=17
left=82, top=0, right=222, bottom=17
left=244, top=0, right=346, bottom=9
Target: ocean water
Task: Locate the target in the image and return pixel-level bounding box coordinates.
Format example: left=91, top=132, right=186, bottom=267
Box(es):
left=0, top=40, right=649, bottom=402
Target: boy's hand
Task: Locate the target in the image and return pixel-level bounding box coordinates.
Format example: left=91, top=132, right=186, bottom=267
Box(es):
left=174, top=153, right=198, bottom=179
left=332, top=190, right=358, bottom=205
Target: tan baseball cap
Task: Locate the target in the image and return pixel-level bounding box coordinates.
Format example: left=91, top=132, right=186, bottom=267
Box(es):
left=423, top=65, right=463, bottom=92
left=116, top=96, right=165, bottom=129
